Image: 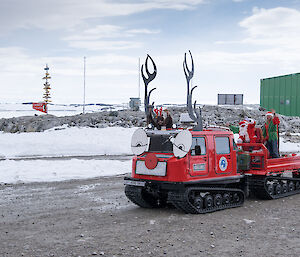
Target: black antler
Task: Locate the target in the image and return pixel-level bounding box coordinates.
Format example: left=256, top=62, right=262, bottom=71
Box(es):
left=183, top=51, right=203, bottom=131
left=141, top=55, right=157, bottom=114
left=141, top=54, right=159, bottom=128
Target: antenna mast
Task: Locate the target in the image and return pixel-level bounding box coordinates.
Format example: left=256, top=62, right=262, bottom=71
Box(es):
left=138, top=57, right=140, bottom=99
left=83, top=56, right=86, bottom=114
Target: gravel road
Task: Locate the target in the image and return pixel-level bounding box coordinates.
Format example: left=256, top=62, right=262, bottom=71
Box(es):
left=1, top=176, right=299, bottom=257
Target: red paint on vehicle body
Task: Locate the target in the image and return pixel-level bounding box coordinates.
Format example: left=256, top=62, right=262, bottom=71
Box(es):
left=131, top=129, right=300, bottom=183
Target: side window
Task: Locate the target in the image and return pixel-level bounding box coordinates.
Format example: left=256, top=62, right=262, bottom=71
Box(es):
left=215, top=137, right=230, bottom=154
left=191, top=137, right=206, bottom=156
left=232, top=139, right=238, bottom=150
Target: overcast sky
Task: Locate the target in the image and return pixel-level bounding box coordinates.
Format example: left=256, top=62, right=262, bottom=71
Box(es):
left=1, top=0, right=300, bottom=105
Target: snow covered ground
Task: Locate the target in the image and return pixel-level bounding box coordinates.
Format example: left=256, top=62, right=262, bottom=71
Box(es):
left=0, top=159, right=131, bottom=184
left=0, top=126, right=136, bottom=158
left=1, top=112, right=300, bottom=184
left=0, top=126, right=136, bottom=184
left=280, top=136, right=300, bottom=152
left=0, top=127, right=298, bottom=160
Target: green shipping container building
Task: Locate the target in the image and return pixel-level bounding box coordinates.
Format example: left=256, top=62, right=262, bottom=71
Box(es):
left=260, top=73, right=300, bottom=117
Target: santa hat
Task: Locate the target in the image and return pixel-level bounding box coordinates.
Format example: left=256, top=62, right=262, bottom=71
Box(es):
left=239, top=120, right=248, bottom=126
left=248, top=118, right=256, bottom=125
left=159, top=107, right=162, bottom=116
left=154, top=107, right=163, bottom=116
left=265, top=112, right=273, bottom=117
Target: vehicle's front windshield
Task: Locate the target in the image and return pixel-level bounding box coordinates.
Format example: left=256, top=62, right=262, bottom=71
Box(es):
left=148, top=135, right=173, bottom=153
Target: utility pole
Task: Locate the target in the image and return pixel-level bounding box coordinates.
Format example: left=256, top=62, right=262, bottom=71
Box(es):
left=83, top=56, right=86, bottom=114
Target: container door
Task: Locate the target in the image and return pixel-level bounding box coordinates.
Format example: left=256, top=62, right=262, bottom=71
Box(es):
left=189, top=137, right=208, bottom=177
left=214, top=136, right=233, bottom=174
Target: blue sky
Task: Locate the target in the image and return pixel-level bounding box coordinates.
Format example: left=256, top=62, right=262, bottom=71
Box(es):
left=1, top=0, right=300, bottom=105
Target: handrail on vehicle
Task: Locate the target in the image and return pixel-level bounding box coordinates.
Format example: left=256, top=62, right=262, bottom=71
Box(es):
left=236, top=143, right=269, bottom=170
left=236, top=143, right=269, bottom=155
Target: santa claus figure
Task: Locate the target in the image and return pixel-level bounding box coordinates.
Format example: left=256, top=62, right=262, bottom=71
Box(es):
left=237, top=120, right=249, bottom=143
left=237, top=119, right=257, bottom=144
left=247, top=118, right=257, bottom=143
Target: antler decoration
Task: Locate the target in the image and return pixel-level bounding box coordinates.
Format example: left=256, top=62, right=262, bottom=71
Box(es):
left=183, top=50, right=203, bottom=131
left=141, top=55, right=158, bottom=128
left=141, top=55, right=157, bottom=114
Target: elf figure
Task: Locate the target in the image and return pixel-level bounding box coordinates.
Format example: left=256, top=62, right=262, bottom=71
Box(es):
left=153, top=107, right=164, bottom=130
left=263, top=110, right=280, bottom=158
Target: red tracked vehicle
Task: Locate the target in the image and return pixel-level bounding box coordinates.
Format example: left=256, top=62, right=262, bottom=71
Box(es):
left=124, top=52, right=300, bottom=214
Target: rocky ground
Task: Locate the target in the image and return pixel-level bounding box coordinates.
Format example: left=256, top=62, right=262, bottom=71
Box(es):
left=1, top=175, right=299, bottom=257
left=1, top=105, right=300, bottom=134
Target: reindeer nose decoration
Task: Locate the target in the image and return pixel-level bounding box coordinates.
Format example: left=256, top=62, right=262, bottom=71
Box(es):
left=145, top=153, right=158, bottom=170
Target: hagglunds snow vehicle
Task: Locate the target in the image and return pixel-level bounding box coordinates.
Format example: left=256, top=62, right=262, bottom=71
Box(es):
left=124, top=52, right=300, bottom=214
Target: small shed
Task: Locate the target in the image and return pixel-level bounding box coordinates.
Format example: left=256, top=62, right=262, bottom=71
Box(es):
left=218, top=94, right=243, bottom=105
left=129, top=97, right=141, bottom=111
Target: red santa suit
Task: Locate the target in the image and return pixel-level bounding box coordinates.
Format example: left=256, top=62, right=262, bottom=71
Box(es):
left=247, top=119, right=257, bottom=143
left=237, top=120, right=249, bottom=143
left=237, top=119, right=257, bottom=148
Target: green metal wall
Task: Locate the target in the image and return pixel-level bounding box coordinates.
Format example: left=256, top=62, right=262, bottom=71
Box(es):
left=260, top=73, right=300, bottom=116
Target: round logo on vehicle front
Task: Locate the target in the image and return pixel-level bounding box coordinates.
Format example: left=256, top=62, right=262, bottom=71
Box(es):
left=219, top=157, right=228, bottom=171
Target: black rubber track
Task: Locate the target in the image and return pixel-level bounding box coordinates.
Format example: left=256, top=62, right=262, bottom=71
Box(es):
left=125, top=185, right=167, bottom=208
left=249, top=176, right=300, bottom=200
left=167, top=187, right=245, bottom=214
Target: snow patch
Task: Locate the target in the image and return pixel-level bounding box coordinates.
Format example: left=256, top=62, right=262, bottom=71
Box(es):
left=150, top=220, right=156, bottom=225
left=0, top=159, right=131, bottom=184
left=243, top=218, right=255, bottom=224
left=0, top=127, right=137, bottom=158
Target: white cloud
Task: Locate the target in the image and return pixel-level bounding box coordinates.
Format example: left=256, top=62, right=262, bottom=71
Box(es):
left=62, top=24, right=160, bottom=50
left=0, top=47, right=39, bottom=75
left=0, top=0, right=206, bottom=33
left=0, top=48, right=139, bottom=77
left=82, top=25, right=122, bottom=39
left=77, top=25, right=160, bottom=39
left=68, top=40, right=142, bottom=51
left=239, top=7, right=300, bottom=48
left=0, top=47, right=142, bottom=103
left=63, top=25, right=124, bottom=41
left=216, top=7, right=300, bottom=50
left=240, top=7, right=300, bottom=36
left=2, top=45, right=300, bottom=104
left=2, top=4, right=300, bottom=105
left=215, top=7, right=300, bottom=68
left=126, top=29, right=161, bottom=35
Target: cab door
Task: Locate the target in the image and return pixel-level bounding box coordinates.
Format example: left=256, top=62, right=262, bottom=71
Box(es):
left=189, top=136, right=209, bottom=177
left=214, top=136, right=233, bottom=174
